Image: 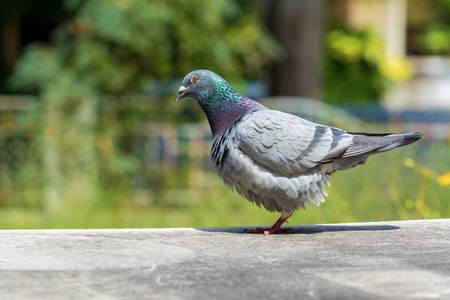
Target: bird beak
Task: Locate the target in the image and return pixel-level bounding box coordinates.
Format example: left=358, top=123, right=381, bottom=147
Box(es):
left=175, top=86, right=188, bottom=102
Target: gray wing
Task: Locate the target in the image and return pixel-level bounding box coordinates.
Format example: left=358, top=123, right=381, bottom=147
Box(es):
left=236, top=109, right=354, bottom=175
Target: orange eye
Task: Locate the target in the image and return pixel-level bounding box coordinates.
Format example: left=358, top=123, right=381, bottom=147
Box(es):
left=190, top=75, right=200, bottom=84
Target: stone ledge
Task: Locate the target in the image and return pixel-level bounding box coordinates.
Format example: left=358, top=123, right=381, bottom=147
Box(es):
left=1, top=219, right=449, bottom=299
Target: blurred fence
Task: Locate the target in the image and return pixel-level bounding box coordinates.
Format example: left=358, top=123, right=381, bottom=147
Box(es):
left=0, top=95, right=448, bottom=206
left=0, top=95, right=448, bottom=172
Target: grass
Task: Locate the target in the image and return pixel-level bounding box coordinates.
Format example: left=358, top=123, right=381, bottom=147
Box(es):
left=0, top=141, right=448, bottom=229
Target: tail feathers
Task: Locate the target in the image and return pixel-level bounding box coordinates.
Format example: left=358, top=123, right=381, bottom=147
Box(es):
left=342, top=131, right=423, bottom=158
left=377, top=132, right=423, bottom=152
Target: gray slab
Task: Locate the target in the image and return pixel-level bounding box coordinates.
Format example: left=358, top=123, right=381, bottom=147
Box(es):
left=1, top=219, right=450, bottom=300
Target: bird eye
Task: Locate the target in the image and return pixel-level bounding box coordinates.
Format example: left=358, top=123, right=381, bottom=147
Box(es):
left=190, top=75, right=200, bottom=84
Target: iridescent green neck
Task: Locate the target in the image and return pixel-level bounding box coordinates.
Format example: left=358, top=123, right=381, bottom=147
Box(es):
left=196, top=76, right=261, bottom=137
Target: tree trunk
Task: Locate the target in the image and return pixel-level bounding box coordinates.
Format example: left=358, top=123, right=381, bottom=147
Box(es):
left=262, top=0, right=325, bottom=99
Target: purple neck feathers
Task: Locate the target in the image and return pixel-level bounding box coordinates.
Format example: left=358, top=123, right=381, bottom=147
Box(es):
left=200, top=94, right=262, bottom=137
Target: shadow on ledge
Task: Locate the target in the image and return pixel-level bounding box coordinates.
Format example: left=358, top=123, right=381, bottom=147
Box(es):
left=194, top=224, right=400, bottom=235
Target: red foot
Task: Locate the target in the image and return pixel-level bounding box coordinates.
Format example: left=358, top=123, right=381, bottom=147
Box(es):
left=246, top=227, right=292, bottom=235
left=244, top=211, right=294, bottom=235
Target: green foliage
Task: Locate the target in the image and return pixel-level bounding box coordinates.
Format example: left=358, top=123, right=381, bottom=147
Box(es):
left=3, top=0, right=281, bottom=218
left=421, top=25, right=450, bottom=55
left=322, top=28, right=387, bottom=104
left=0, top=141, right=448, bottom=229
left=409, top=0, right=450, bottom=55
left=12, top=0, right=280, bottom=94
left=422, top=0, right=450, bottom=54
left=322, top=26, right=414, bottom=104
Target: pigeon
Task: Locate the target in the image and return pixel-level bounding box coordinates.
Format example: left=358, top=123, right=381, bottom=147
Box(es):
left=175, top=70, right=423, bottom=235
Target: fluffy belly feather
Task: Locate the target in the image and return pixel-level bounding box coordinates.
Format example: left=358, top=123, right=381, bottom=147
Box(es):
left=211, top=128, right=330, bottom=213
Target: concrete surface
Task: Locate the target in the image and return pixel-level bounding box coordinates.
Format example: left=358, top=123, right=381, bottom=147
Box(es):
left=1, top=219, right=449, bottom=300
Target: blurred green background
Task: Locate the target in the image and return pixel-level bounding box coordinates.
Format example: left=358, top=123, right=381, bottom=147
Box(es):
left=0, top=0, right=448, bottom=229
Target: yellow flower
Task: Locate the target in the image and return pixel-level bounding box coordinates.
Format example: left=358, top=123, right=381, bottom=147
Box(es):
left=404, top=199, right=414, bottom=210
left=403, top=158, right=416, bottom=168
left=438, top=172, right=450, bottom=186
left=381, top=57, right=414, bottom=82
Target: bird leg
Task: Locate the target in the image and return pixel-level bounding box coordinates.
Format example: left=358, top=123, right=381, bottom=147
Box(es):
left=245, top=211, right=294, bottom=235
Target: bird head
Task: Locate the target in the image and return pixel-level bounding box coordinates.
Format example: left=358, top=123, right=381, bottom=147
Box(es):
left=175, top=70, right=218, bottom=103
left=175, top=69, right=261, bottom=137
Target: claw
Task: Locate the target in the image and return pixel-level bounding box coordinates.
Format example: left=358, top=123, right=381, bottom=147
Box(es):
left=244, top=211, right=294, bottom=235
left=246, top=227, right=292, bottom=235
